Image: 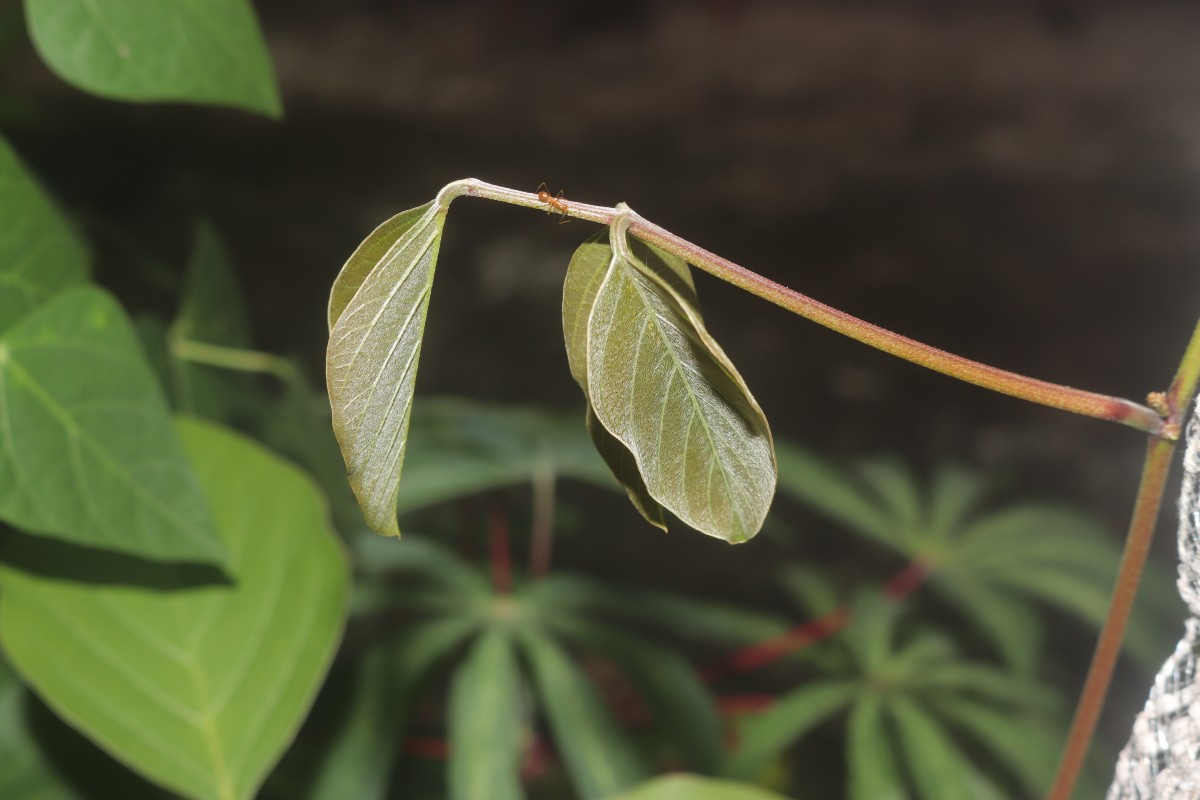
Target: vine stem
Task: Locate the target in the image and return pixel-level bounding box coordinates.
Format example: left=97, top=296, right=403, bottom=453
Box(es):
left=440, top=178, right=1165, bottom=437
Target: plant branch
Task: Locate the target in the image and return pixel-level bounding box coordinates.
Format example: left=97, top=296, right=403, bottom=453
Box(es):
left=169, top=331, right=297, bottom=381
left=439, top=179, right=1165, bottom=437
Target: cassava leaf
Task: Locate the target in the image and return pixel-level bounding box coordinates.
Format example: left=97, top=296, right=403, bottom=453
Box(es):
left=574, top=218, right=775, bottom=542
left=845, top=694, right=906, bottom=800
left=0, top=135, right=88, bottom=333
left=0, top=418, right=348, bottom=800
left=608, top=774, right=791, bottom=800
left=23, top=0, right=281, bottom=117
left=563, top=233, right=666, bottom=530
left=0, top=287, right=225, bottom=562
left=448, top=630, right=526, bottom=800
left=327, top=202, right=447, bottom=536
left=519, top=629, right=648, bottom=799
left=888, top=695, right=1004, bottom=800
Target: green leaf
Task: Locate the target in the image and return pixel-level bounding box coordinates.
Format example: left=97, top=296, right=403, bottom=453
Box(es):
left=845, top=694, right=907, bottom=800
left=927, top=576, right=1041, bottom=675
left=562, top=233, right=666, bottom=530
left=721, top=680, right=858, bottom=780
left=887, top=696, right=1002, bottom=800
left=169, top=222, right=257, bottom=424
left=607, top=774, right=791, bottom=800
left=548, top=617, right=722, bottom=773
left=327, top=202, right=447, bottom=536
left=773, top=444, right=893, bottom=546
left=0, top=417, right=349, bottom=800
left=0, top=660, right=78, bottom=800
left=311, top=620, right=476, bottom=800
left=0, top=136, right=88, bottom=333
left=23, top=0, right=281, bottom=117
left=573, top=220, right=775, bottom=542
left=519, top=629, right=648, bottom=799
left=449, top=629, right=526, bottom=800
left=395, top=399, right=613, bottom=514
left=0, top=287, right=225, bottom=562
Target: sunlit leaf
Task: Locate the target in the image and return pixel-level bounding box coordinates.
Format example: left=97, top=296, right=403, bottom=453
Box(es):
left=573, top=221, right=775, bottom=542
left=449, top=630, right=526, bottom=800
left=310, top=620, right=475, bottom=800
left=0, top=287, right=225, bottom=562
left=519, top=628, right=648, bottom=799
left=721, top=680, right=858, bottom=780
left=0, top=418, right=348, bottom=800
left=0, top=136, right=88, bottom=333
left=23, top=0, right=281, bottom=117
left=327, top=202, right=447, bottom=536
left=563, top=233, right=666, bottom=529
left=608, top=774, right=791, bottom=800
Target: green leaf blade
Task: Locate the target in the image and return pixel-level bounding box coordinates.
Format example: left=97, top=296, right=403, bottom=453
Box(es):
left=608, top=774, right=791, bottom=800
left=449, top=630, right=527, bottom=800
left=326, top=202, right=447, bottom=536
left=0, top=287, right=225, bottom=562
left=0, top=418, right=349, bottom=800
left=0, top=136, right=88, bottom=333
left=24, top=0, right=281, bottom=117
left=579, top=230, right=775, bottom=543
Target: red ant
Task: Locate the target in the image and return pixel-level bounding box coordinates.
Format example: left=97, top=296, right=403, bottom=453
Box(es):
left=537, top=182, right=570, bottom=224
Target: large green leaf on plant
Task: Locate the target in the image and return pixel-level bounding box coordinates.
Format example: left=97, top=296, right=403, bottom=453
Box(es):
left=607, top=774, right=791, bottom=800
left=23, top=0, right=281, bottom=117
left=0, top=418, right=349, bottom=800
left=519, top=629, right=649, bottom=799
left=0, top=659, right=78, bottom=800
left=0, top=136, right=88, bottom=334
left=0, top=287, right=225, bottom=562
left=567, top=220, right=775, bottom=542
left=326, top=202, right=447, bottom=536
left=449, top=629, right=526, bottom=800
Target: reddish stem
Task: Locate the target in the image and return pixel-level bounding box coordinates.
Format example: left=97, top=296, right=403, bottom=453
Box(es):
left=488, top=497, right=512, bottom=594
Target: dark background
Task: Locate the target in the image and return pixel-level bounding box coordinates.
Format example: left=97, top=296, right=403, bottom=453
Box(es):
left=5, top=0, right=1200, bottom=770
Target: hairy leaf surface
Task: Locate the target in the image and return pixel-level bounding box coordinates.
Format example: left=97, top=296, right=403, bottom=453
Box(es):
left=327, top=202, right=446, bottom=535
left=0, top=287, right=225, bottom=562
left=0, top=136, right=88, bottom=333
left=0, top=418, right=348, bottom=800
left=24, top=0, right=281, bottom=117
left=574, top=224, right=775, bottom=542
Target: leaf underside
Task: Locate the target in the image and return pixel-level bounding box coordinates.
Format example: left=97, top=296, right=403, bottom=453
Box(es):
left=564, top=229, right=776, bottom=543
left=327, top=202, right=446, bottom=536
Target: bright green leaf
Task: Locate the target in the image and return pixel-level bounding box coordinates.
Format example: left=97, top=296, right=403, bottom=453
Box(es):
left=519, top=629, right=648, bottom=799
left=326, top=201, right=447, bottom=536
left=845, top=694, right=906, bottom=800
left=607, top=774, right=791, bottom=800
left=449, top=630, right=526, bottom=800
left=577, top=219, right=775, bottom=542
left=0, top=287, right=225, bottom=562
left=0, top=136, right=88, bottom=333
left=24, top=0, right=281, bottom=117
left=721, top=680, right=857, bottom=780
left=0, top=417, right=349, bottom=800
left=311, top=620, right=476, bottom=800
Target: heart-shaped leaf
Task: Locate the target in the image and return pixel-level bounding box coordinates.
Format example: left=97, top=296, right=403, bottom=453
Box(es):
left=569, top=219, right=775, bottom=542
left=0, top=417, right=348, bottom=800
left=24, top=0, right=281, bottom=117
left=327, top=202, right=447, bottom=536
left=0, top=136, right=88, bottom=333
left=0, top=286, right=225, bottom=563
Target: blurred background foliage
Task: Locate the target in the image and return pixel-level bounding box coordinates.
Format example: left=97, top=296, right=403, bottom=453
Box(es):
left=1, top=1, right=1198, bottom=798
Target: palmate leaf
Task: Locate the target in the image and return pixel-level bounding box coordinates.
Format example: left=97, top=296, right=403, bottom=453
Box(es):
left=448, top=629, right=526, bottom=800
left=327, top=202, right=447, bottom=536
left=845, top=694, right=906, bottom=800
left=0, top=287, right=225, bottom=562
left=0, top=418, right=348, bottom=800
left=0, top=136, right=88, bottom=334
left=23, top=0, right=281, bottom=117
left=567, top=218, right=775, bottom=542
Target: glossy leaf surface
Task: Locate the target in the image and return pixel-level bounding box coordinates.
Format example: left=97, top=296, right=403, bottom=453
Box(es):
left=449, top=630, right=526, bottom=800
left=575, top=225, right=775, bottom=542
left=24, top=0, right=281, bottom=117
left=0, top=287, right=225, bottom=562
left=0, top=136, right=88, bottom=333
left=327, top=202, right=446, bottom=535
left=0, top=418, right=348, bottom=800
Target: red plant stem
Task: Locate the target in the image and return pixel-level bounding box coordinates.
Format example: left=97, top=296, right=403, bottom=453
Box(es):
left=488, top=497, right=512, bottom=595
left=445, top=180, right=1165, bottom=438
left=528, top=463, right=556, bottom=579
